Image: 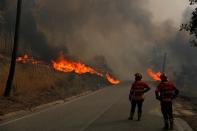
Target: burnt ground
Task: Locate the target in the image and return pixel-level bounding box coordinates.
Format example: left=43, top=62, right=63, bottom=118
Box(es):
left=174, top=96, right=197, bottom=131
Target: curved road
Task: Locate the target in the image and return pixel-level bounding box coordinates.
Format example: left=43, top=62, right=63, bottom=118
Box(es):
left=0, top=83, right=187, bottom=131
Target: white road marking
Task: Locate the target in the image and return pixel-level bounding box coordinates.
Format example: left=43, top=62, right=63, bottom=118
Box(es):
left=0, top=88, right=106, bottom=127
left=175, top=118, right=193, bottom=131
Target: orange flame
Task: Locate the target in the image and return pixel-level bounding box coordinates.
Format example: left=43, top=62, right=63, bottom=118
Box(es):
left=16, top=54, right=29, bottom=63
left=52, top=52, right=120, bottom=85
left=16, top=54, right=43, bottom=64
left=17, top=53, right=121, bottom=85
left=52, top=52, right=103, bottom=76
left=106, top=73, right=120, bottom=85
left=147, top=68, right=161, bottom=81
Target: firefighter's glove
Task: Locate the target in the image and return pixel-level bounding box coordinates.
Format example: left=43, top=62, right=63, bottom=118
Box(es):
left=144, top=88, right=150, bottom=93
left=156, top=96, right=161, bottom=101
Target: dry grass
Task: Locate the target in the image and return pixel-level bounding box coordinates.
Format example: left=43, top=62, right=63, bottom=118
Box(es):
left=0, top=58, right=109, bottom=115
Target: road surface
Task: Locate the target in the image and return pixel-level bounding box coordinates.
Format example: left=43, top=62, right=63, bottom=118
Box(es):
left=0, top=83, right=186, bottom=131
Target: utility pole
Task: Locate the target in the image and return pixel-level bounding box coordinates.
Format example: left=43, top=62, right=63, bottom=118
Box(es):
left=4, top=0, right=22, bottom=97
left=162, top=53, right=167, bottom=74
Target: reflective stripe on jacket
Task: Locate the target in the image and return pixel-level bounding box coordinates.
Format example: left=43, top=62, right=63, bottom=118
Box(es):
left=130, top=81, right=150, bottom=100
left=155, top=81, right=179, bottom=101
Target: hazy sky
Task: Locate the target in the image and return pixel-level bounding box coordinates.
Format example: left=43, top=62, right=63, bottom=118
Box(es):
left=148, top=0, right=189, bottom=26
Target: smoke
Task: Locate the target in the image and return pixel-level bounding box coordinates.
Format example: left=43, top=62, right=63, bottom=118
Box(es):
left=2, top=0, right=197, bottom=81
left=2, top=0, right=67, bottom=61
left=33, top=0, right=157, bottom=79
left=0, top=11, right=4, bottom=26
left=0, top=0, right=6, bottom=31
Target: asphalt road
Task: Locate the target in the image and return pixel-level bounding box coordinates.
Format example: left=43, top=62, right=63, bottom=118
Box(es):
left=0, top=83, right=179, bottom=131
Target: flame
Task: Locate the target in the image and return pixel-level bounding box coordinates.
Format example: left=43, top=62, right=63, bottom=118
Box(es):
left=17, top=53, right=121, bottom=85
left=106, top=73, right=120, bottom=85
left=16, top=54, right=29, bottom=63
left=16, top=54, right=43, bottom=64
left=52, top=52, right=103, bottom=76
left=52, top=52, right=120, bottom=85
left=147, top=68, right=161, bottom=81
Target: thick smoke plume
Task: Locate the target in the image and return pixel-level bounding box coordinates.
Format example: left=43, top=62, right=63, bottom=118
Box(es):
left=1, top=0, right=67, bottom=61
left=1, top=0, right=197, bottom=84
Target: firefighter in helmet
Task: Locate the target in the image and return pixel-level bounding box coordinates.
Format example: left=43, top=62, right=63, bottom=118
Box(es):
left=129, top=73, right=150, bottom=121
left=155, top=73, right=179, bottom=130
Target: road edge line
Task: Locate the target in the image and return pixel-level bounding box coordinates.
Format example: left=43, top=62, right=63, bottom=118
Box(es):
left=175, top=118, right=193, bottom=131
left=0, top=88, right=106, bottom=127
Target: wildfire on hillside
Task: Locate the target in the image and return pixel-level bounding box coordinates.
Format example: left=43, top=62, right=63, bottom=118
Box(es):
left=147, top=68, right=161, bottom=81
left=16, top=54, right=43, bottom=64
left=106, top=73, right=120, bottom=85
left=51, top=52, right=103, bottom=77
left=52, top=52, right=120, bottom=84
left=16, top=52, right=120, bottom=85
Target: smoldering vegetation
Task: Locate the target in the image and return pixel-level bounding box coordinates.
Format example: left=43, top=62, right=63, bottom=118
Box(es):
left=0, top=0, right=197, bottom=95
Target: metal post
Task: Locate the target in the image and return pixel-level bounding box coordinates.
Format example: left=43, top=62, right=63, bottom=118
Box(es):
left=162, top=53, right=167, bottom=74
left=4, top=0, right=22, bottom=97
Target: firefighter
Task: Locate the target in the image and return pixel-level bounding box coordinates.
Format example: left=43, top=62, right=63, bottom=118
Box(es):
left=155, top=74, right=179, bottom=130
left=128, top=73, right=150, bottom=121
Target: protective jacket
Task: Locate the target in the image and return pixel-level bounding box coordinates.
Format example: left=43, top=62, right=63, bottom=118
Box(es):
left=129, top=81, right=150, bottom=100
left=155, top=81, right=179, bottom=102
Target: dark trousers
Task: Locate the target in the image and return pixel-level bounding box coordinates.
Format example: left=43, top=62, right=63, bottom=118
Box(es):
left=161, top=101, right=173, bottom=120
left=130, top=99, right=144, bottom=114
